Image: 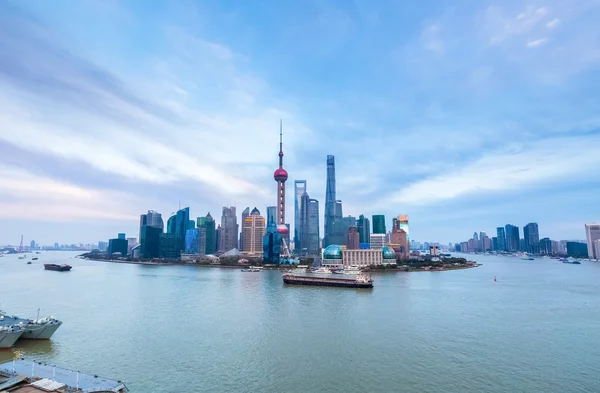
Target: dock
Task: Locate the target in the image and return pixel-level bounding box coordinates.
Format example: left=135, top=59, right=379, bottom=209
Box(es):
left=0, top=359, right=128, bottom=392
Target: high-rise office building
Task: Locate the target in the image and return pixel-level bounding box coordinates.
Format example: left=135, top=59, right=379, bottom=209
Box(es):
left=243, top=208, right=266, bottom=256
left=240, top=207, right=250, bottom=252
left=294, top=180, right=307, bottom=251
left=539, top=238, right=552, bottom=255
left=167, top=215, right=176, bottom=234
left=139, top=210, right=165, bottom=259
left=297, top=192, right=310, bottom=255
left=219, top=206, right=238, bottom=252
left=118, top=233, right=126, bottom=240
left=159, top=233, right=181, bottom=259
left=398, top=215, right=409, bottom=241
left=30, top=240, right=36, bottom=249
left=496, top=227, right=507, bottom=251
left=273, top=121, right=291, bottom=260
left=266, top=206, right=277, bottom=233
left=185, top=229, right=200, bottom=254
left=323, top=155, right=344, bottom=246
left=523, top=223, right=540, bottom=254
left=473, top=232, right=479, bottom=241
left=345, top=226, right=360, bottom=250
left=108, top=237, right=128, bottom=256
left=373, top=215, right=386, bottom=234
left=390, top=219, right=409, bottom=258
left=566, top=241, right=588, bottom=258
left=505, top=224, right=520, bottom=252
left=175, top=207, right=190, bottom=251
left=585, top=223, right=600, bottom=260
left=342, top=216, right=357, bottom=234
left=197, top=213, right=216, bottom=255
left=307, top=198, right=320, bottom=255
left=357, top=215, right=371, bottom=244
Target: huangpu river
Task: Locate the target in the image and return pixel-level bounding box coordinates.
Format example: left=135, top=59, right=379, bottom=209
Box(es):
left=1, top=252, right=599, bottom=392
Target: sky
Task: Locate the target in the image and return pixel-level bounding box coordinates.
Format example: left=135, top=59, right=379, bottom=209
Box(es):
left=1, top=0, right=599, bottom=246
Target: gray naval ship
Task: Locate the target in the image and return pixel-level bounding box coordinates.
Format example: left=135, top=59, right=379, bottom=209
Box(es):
left=0, top=310, right=62, bottom=349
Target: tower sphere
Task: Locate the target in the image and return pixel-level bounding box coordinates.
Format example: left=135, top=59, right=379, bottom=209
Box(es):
left=277, top=224, right=289, bottom=235
left=274, top=168, right=288, bottom=182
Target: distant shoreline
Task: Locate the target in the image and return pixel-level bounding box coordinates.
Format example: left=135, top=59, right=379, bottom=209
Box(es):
left=81, top=257, right=480, bottom=272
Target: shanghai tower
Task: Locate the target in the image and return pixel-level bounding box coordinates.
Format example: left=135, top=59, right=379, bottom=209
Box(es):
left=324, top=155, right=342, bottom=247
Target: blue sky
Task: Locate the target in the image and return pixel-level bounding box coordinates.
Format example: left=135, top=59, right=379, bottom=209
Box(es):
left=1, top=0, right=599, bottom=245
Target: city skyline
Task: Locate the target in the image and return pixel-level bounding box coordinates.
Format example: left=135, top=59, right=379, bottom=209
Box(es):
left=1, top=1, right=600, bottom=244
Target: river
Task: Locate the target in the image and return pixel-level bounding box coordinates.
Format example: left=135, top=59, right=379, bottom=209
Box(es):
left=1, top=251, right=598, bottom=392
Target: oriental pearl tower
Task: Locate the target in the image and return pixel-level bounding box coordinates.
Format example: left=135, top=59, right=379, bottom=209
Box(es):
left=274, top=120, right=291, bottom=260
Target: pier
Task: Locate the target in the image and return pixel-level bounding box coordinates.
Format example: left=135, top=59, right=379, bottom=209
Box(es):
left=0, top=359, right=128, bottom=392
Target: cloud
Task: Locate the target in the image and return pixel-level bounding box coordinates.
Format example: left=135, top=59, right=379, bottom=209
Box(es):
left=546, top=18, right=560, bottom=29
left=385, top=134, right=600, bottom=206
left=0, top=166, right=140, bottom=221
left=422, top=23, right=444, bottom=53
left=527, top=38, right=548, bottom=47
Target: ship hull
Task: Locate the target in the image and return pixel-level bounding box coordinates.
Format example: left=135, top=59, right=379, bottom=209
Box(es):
left=44, top=264, right=72, bottom=271
left=0, top=329, right=23, bottom=349
left=283, top=275, right=373, bottom=288
left=19, top=321, right=62, bottom=340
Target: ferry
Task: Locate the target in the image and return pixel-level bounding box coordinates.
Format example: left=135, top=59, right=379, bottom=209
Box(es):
left=241, top=267, right=262, bottom=272
left=282, top=272, right=373, bottom=288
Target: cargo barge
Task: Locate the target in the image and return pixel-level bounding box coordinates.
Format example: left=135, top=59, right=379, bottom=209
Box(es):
left=282, top=273, right=373, bottom=288
left=44, top=264, right=72, bottom=271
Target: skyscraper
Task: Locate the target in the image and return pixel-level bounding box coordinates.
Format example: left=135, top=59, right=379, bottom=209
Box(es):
left=523, top=223, right=540, bottom=254
left=139, top=210, right=165, bottom=259
left=585, top=223, right=600, bottom=260
left=197, top=213, right=216, bottom=255
left=294, top=180, right=307, bottom=251
left=342, top=216, right=357, bottom=234
left=307, top=198, right=320, bottom=255
left=398, top=215, right=409, bottom=241
left=345, top=226, right=360, bottom=250
left=175, top=207, right=190, bottom=251
left=324, top=155, right=337, bottom=247
left=357, top=215, right=371, bottom=244
left=167, top=215, right=176, bottom=234
left=496, top=227, right=507, bottom=251
left=266, top=206, right=277, bottom=233
left=185, top=229, right=200, bottom=254
left=372, top=215, right=386, bottom=234
left=240, top=207, right=250, bottom=252
left=219, top=206, right=238, bottom=252
left=243, top=208, right=266, bottom=256
left=505, top=224, right=520, bottom=252
left=297, top=191, right=310, bottom=255
left=272, top=121, right=290, bottom=261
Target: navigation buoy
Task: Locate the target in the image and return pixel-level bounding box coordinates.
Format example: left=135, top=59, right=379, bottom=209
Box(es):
left=494, top=276, right=497, bottom=282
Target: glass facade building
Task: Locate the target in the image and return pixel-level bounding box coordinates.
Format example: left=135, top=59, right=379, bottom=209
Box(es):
left=372, top=215, right=386, bottom=234
left=505, top=224, right=520, bottom=252
left=108, top=238, right=128, bottom=256
left=523, top=223, right=540, bottom=254
left=159, top=233, right=181, bottom=259
left=185, top=229, right=200, bottom=254
left=357, top=215, right=371, bottom=244
left=323, top=156, right=344, bottom=246
left=197, top=213, right=216, bottom=255
left=307, top=198, right=320, bottom=255
left=263, top=231, right=282, bottom=264
left=294, top=180, right=307, bottom=251
left=496, top=227, right=507, bottom=251
left=167, top=215, right=176, bottom=234
left=140, top=225, right=161, bottom=259
left=566, top=241, right=588, bottom=258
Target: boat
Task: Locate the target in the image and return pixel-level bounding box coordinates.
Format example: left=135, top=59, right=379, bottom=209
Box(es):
left=0, top=311, right=62, bottom=340
left=0, top=325, right=24, bottom=349
left=18, top=255, right=25, bottom=260
left=282, top=272, right=373, bottom=288
left=520, top=257, right=534, bottom=260
left=26, top=261, right=32, bottom=265
left=32, top=257, right=38, bottom=260
left=44, top=264, right=72, bottom=271
left=310, top=267, right=333, bottom=274
left=241, top=267, right=262, bottom=272
left=562, top=260, right=581, bottom=264
left=35, top=251, right=41, bottom=254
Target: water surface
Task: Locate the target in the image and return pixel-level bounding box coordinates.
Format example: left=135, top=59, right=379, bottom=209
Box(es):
left=1, top=252, right=598, bottom=392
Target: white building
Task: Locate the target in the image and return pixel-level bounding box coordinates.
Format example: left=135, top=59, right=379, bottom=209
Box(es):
left=594, top=240, right=600, bottom=261
left=369, top=234, right=385, bottom=250
left=342, top=249, right=383, bottom=267
left=585, top=223, right=600, bottom=260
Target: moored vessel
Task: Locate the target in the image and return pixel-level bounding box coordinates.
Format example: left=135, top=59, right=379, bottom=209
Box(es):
left=0, top=312, right=62, bottom=340
left=282, top=272, right=373, bottom=288
left=44, top=263, right=72, bottom=271
left=241, top=267, right=262, bottom=272
left=0, top=325, right=23, bottom=349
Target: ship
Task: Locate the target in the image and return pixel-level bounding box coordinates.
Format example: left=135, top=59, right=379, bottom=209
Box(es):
left=44, top=264, right=72, bottom=271
left=0, top=311, right=62, bottom=340
left=0, top=325, right=24, bottom=349
left=282, top=272, right=373, bottom=288
left=562, top=260, right=581, bottom=264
